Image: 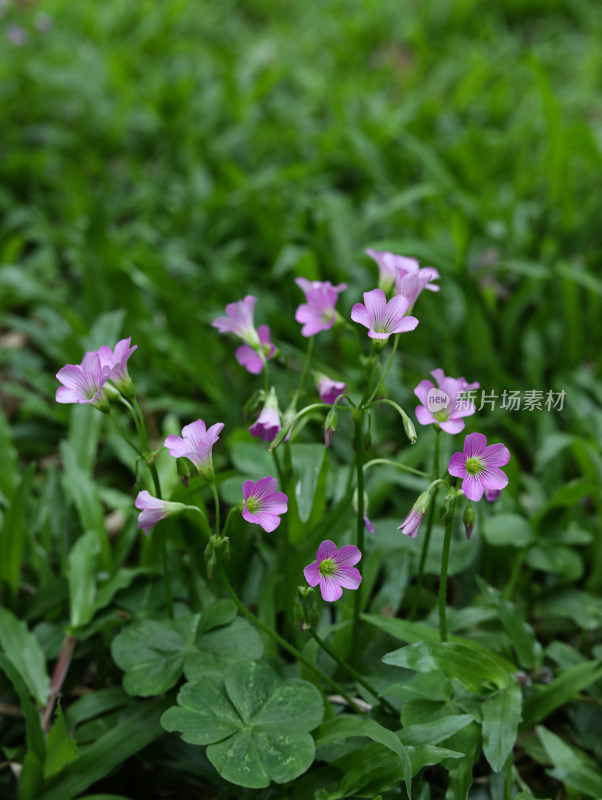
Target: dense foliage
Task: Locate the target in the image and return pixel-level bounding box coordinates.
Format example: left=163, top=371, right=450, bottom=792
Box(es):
left=1, top=0, right=602, bottom=798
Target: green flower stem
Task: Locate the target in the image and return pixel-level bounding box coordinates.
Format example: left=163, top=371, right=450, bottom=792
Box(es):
left=108, top=408, right=144, bottom=459
left=438, top=494, right=457, bottom=643
left=220, top=506, right=238, bottom=540
left=210, top=480, right=221, bottom=538
left=295, top=335, right=314, bottom=401
left=308, top=628, right=398, bottom=716
left=263, top=357, right=270, bottom=394
left=363, top=458, right=429, bottom=479
left=217, top=565, right=365, bottom=714
left=366, top=333, right=399, bottom=405
left=410, top=428, right=441, bottom=620
left=351, top=413, right=365, bottom=653
left=360, top=353, right=380, bottom=407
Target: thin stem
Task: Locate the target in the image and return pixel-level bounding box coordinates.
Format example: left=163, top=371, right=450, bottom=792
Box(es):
left=410, top=429, right=441, bottom=620
left=438, top=495, right=457, bottom=643
left=351, top=415, right=365, bottom=653
left=360, top=354, right=380, bottom=407
left=42, top=635, right=77, bottom=731
left=108, top=408, right=144, bottom=458
left=363, top=458, right=429, bottom=479
left=217, top=565, right=364, bottom=713
left=295, top=336, right=314, bottom=401
left=263, top=357, right=270, bottom=394
left=210, top=480, right=220, bottom=538
left=366, top=333, right=399, bottom=405
left=308, top=628, right=397, bottom=716
left=149, top=462, right=162, bottom=499
left=220, top=506, right=238, bottom=540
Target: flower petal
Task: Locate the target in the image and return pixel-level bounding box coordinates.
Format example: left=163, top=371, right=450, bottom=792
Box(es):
left=448, top=452, right=467, bottom=478
left=414, top=379, right=434, bottom=407
left=303, top=561, right=320, bottom=587
left=482, top=443, right=510, bottom=468
left=481, top=466, right=509, bottom=492
left=315, top=540, right=338, bottom=562
left=415, top=405, right=437, bottom=426
left=439, top=418, right=465, bottom=434
left=332, top=544, right=362, bottom=567
left=463, top=432, right=487, bottom=458
left=235, top=344, right=264, bottom=374
left=335, top=565, right=362, bottom=590
left=319, top=576, right=343, bottom=602
left=462, top=475, right=484, bottom=502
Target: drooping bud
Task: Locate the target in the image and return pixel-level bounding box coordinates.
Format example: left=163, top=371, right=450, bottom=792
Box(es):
left=463, top=503, right=476, bottom=540
left=398, top=490, right=431, bottom=538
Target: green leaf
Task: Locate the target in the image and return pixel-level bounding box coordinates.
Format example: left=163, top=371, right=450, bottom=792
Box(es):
left=525, top=545, right=583, bottom=581
left=19, top=751, right=44, bottom=800
left=111, top=601, right=262, bottom=696
left=44, top=702, right=79, bottom=779
left=314, top=716, right=413, bottom=798
left=38, top=698, right=169, bottom=800
left=478, top=580, right=542, bottom=669
left=382, top=670, right=452, bottom=702
left=0, top=606, right=50, bottom=706
left=0, top=652, right=45, bottom=763
left=0, top=462, right=35, bottom=599
left=481, top=682, right=522, bottom=772
left=161, top=660, right=323, bottom=789
left=290, top=443, right=326, bottom=523
left=67, top=530, right=101, bottom=629
left=521, top=660, right=602, bottom=729
left=481, top=514, right=534, bottom=547
left=537, top=725, right=602, bottom=797
left=0, top=407, right=18, bottom=501
left=382, top=641, right=510, bottom=692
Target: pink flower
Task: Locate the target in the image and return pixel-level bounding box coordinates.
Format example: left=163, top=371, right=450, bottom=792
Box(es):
left=414, top=369, right=480, bottom=434
left=135, top=491, right=187, bottom=535
left=97, top=337, right=137, bottom=395
left=485, top=489, right=501, bottom=503
left=316, top=374, right=346, bottom=405
left=398, top=490, right=431, bottom=538
left=235, top=325, right=275, bottom=374
left=164, top=419, right=224, bottom=479
left=351, top=288, right=418, bottom=341
left=395, top=267, right=440, bottom=310
left=212, top=296, right=274, bottom=373
left=448, top=432, right=510, bottom=502
left=364, top=513, right=375, bottom=535
left=56, top=351, right=110, bottom=409
left=249, top=388, right=282, bottom=442
left=295, top=278, right=347, bottom=337
left=366, top=249, right=440, bottom=299
left=303, top=540, right=362, bottom=602
left=242, top=475, right=288, bottom=532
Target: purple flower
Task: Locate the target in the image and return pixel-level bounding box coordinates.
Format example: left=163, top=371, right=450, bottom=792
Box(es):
left=485, top=489, right=501, bottom=503
left=366, top=249, right=440, bottom=299
left=396, top=267, right=440, bottom=310
left=316, top=374, right=346, bottom=405
left=56, top=351, right=110, bottom=409
left=249, top=388, right=282, bottom=442
left=351, top=288, right=418, bottom=341
left=364, top=513, right=375, bottom=535
left=164, top=419, right=224, bottom=479
left=242, top=475, right=288, bottom=532
left=235, top=325, right=275, bottom=374
left=303, top=540, right=362, bottom=602
left=212, top=296, right=274, bottom=373
left=398, top=490, right=431, bottom=538
left=6, top=24, right=27, bottom=46
left=295, top=278, right=347, bottom=337
left=97, top=337, right=137, bottom=395
left=414, top=369, right=480, bottom=434
left=448, top=432, right=510, bottom=502
left=135, top=491, right=187, bottom=535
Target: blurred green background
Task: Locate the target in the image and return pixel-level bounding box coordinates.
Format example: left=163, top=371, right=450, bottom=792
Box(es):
left=1, top=0, right=601, bottom=485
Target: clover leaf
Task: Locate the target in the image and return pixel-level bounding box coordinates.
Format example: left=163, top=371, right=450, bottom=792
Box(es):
left=161, top=659, right=324, bottom=788
left=110, top=599, right=263, bottom=696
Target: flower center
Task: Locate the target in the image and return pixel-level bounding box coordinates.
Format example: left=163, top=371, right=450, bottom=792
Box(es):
left=246, top=497, right=261, bottom=513
left=318, top=558, right=337, bottom=577
left=434, top=409, right=449, bottom=422
left=465, top=456, right=484, bottom=476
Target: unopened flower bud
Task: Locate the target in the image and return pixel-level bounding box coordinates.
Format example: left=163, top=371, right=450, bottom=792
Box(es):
left=463, top=503, right=476, bottom=540
left=398, top=490, right=430, bottom=538
left=324, top=406, right=338, bottom=449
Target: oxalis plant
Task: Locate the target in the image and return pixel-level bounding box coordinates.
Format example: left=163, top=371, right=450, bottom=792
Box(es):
left=8, top=248, right=548, bottom=800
